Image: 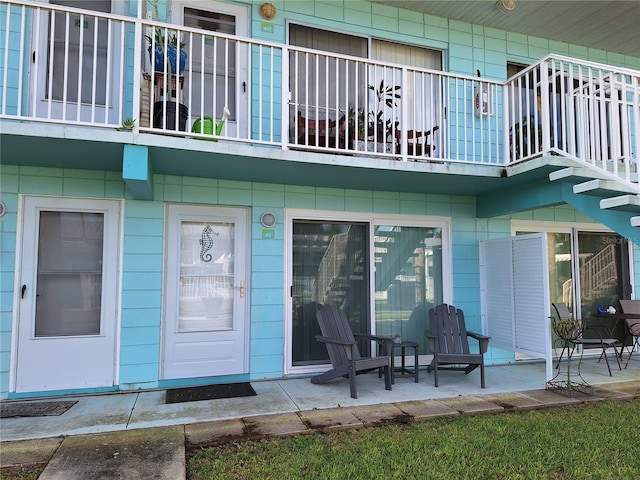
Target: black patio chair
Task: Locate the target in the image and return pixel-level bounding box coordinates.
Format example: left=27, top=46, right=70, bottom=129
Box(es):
left=552, top=302, right=621, bottom=376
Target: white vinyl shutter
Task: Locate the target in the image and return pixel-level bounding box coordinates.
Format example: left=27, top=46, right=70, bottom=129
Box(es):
left=480, top=233, right=553, bottom=381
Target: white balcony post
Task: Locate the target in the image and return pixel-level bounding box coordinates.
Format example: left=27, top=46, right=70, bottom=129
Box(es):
left=539, top=61, right=551, bottom=153
left=131, top=17, right=142, bottom=135
left=502, top=79, right=510, bottom=165
left=281, top=45, right=290, bottom=150
left=400, top=67, right=408, bottom=161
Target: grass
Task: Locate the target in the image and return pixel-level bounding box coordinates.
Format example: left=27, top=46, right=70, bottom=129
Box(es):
left=187, top=398, right=640, bottom=480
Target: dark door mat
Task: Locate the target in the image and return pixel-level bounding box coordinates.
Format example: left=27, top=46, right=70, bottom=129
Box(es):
left=166, top=382, right=257, bottom=404
left=0, top=400, right=78, bottom=418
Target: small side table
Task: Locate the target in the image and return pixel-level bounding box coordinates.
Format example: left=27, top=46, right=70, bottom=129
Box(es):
left=390, top=340, right=419, bottom=384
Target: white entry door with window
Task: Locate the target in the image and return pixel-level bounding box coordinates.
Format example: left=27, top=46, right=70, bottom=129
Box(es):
left=162, top=205, right=249, bottom=380
left=13, top=196, right=121, bottom=393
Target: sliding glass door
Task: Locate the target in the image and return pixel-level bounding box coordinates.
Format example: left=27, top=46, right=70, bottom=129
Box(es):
left=373, top=225, right=443, bottom=354
left=288, top=214, right=448, bottom=372
left=291, top=221, right=369, bottom=367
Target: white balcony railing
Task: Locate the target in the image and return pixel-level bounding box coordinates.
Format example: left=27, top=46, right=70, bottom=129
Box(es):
left=506, top=56, right=640, bottom=187
left=1, top=1, right=638, bottom=184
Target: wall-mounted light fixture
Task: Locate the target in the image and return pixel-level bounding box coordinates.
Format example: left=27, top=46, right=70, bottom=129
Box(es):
left=259, top=3, right=276, bottom=20
left=496, top=0, right=517, bottom=13
left=260, top=211, right=277, bottom=228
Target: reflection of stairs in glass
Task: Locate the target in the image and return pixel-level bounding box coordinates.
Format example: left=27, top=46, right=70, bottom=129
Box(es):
left=579, top=244, right=618, bottom=301
left=317, top=229, right=365, bottom=307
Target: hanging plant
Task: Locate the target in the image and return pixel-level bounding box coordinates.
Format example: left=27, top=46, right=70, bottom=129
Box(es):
left=552, top=319, right=582, bottom=341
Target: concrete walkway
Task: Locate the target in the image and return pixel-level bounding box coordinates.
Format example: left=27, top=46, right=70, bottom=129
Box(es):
left=1, top=361, right=639, bottom=479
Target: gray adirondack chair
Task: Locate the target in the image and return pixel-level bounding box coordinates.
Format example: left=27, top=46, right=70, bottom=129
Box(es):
left=311, top=305, right=392, bottom=399
left=426, top=303, right=490, bottom=388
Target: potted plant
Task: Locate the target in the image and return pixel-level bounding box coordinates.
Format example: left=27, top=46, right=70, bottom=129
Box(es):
left=145, top=0, right=187, bottom=75
left=146, top=29, right=187, bottom=75
left=367, top=80, right=401, bottom=143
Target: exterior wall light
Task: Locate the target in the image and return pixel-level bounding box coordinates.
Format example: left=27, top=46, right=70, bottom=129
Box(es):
left=496, top=0, right=517, bottom=13
left=259, top=3, right=276, bottom=20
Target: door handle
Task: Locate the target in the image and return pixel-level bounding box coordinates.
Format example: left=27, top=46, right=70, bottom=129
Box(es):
left=21, top=284, right=27, bottom=298
left=240, top=280, right=245, bottom=298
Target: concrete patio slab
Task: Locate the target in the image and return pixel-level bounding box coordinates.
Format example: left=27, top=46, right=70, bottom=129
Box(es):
left=436, top=395, right=505, bottom=415
left=349, top=403, right=409, bottom=424
left=519, top=389, right=584, bottom=407
left=597, top=380, right=640, bottom=397
left=38, top=426, right=185, bottom=480
left=478, top=392, right=547, bottom=411
left=243, top=412, right=310, bottom=439
left=298, top=407, right=364, bottom=431
left=184, top=418, right=246, bottom=446
left=0, top=437, right=63, bottom=469
left=394, top=400, right=459, bottom=420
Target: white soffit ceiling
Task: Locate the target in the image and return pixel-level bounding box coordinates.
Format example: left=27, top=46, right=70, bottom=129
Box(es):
left=372, top=1, right=640, bottom=58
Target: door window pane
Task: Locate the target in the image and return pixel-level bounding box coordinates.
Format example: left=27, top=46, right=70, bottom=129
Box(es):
left=291, top=221, right=369, bottom=366
left=374, top=225, right=442, bottom=354
left=35, top=211, right=103, bottom=336
left=48, top=0, right=110, bottom=104
left=578, top=232, right=628, bottom=340
left=183, top=7, right=237, bottom=121
left=178, top=221, right=234, bottom=332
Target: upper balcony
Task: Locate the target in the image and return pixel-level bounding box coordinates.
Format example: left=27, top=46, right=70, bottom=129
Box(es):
left=1, top=0, right=638, bottom=197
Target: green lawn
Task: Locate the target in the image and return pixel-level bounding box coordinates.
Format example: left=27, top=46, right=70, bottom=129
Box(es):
left=188, top=398, right=640, bottom=480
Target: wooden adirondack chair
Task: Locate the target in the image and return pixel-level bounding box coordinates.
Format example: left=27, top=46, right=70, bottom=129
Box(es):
left=311, top=305, right=392, bottom=399
left=426, top=303, right=490, bottom=388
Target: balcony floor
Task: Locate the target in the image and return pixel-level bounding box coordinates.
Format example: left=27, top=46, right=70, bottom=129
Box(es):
left=0, top=121, right=574, bottom=197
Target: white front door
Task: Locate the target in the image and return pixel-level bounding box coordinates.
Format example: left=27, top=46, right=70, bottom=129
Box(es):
left=162, top=205, right=249, bottom=379
left=13, top=196, right=121, bottom=393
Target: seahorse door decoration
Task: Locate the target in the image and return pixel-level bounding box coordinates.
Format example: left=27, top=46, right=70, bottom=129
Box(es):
left=199, top=225, right=219, bottom=262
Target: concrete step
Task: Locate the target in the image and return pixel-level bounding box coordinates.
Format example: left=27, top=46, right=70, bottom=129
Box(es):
left=549, top=166, right=607, bottom=183
left=37, top=426, right=185, bottom=480
left=573, top=179, right=637, bottom=196
left=600, top=194, right=640, bottom=213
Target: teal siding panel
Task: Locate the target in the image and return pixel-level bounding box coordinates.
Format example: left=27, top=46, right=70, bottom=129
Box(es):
left=251, top=288, right=283, bottom=305
left=123, top=217, right=163, bottom=234
left=251, top=271, right=284, bottom=289
left=122, top=290, right=162, bottom=309
left=120, top=326, right=161, bottom=346
left=122, top=253, right=163, bottom=272
left=119, top=363, right=159, bottom=384
left=252, top=255, right=283, bottom=273
left=121, top=308, right=161, bottom=328
left=18, top=176, right=63, bottom=195
left=121, top=344, right=160, bottom=365
left=123, top=234, right=163, bottom=253
left=250, top=337, right=282, bottom=357
left=251, top=320, right=282, bottom=339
